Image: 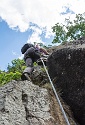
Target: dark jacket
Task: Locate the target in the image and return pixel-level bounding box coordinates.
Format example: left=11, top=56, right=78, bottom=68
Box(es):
left=24, top=47, right=40, bottom=62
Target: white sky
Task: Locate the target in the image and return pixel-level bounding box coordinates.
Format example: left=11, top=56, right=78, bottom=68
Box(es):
left=0, top=0, right=85, bottom=44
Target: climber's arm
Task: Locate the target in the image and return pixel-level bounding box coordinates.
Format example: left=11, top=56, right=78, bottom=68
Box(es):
left=40, top=47, right=49, bottom=55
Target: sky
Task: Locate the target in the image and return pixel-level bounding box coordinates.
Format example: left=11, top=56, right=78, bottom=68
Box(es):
left=0, top=0, right=85, bottom=71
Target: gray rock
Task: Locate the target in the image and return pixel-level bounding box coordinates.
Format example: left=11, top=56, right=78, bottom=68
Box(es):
left=0, top=80, right=56, bottom=125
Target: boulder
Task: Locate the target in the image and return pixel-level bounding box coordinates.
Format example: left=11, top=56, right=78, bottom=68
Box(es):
left=47, top=39, right=85, bottom=125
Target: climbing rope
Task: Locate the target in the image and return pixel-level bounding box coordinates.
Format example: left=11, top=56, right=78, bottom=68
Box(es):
left=40, top=57, right=70, bottom=125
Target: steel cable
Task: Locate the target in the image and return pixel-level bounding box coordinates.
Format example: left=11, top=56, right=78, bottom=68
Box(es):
left=40, top=57, right=70, bottom=125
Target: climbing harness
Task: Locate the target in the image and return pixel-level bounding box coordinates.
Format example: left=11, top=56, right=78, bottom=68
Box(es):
left=40, top=57, right=71, bottom=125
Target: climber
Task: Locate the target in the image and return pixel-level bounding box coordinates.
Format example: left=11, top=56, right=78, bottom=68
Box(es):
left=21, top=42, right=49, bottom=81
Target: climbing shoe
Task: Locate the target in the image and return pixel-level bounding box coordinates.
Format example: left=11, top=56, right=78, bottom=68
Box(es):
left=21, top=73, right=31, bottom=81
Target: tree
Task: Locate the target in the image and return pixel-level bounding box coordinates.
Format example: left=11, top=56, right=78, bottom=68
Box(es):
left=0, top=71, right=22, bottom=86
left=52, top=13, right=85, bottom=43
left=0, top=59, right=26, bottom=86
left=7, top=59, right=26, bottom=73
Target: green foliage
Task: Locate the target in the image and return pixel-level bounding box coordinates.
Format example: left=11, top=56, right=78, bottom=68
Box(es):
left=7, top=59, right=25, bottom=73
left=0, top=58, right=26, bottom=86
left=0, top=71, right=22, bottom=86
left=52, top=23, right=67, bottom=43
left=33, top=62, right=38, bottom=66
left=52, top=13, right=85, bottom=43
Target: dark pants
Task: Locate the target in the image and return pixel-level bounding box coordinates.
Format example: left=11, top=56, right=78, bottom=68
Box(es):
left=23, top=47, right=40, bottom=75
left=25, top=58, right=33, bottom=67
left=23, top=58, right=34, bottom=75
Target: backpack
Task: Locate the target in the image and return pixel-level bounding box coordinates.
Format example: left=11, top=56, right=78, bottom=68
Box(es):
left=21, top=43, right=34, bottom=54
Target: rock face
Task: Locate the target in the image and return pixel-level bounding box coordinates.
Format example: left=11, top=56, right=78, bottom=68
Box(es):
left=0, top=80, right=75, bottom=125
left=0, top=80, right=53, bottom=125
left=47, top=40, right=85, bottom=125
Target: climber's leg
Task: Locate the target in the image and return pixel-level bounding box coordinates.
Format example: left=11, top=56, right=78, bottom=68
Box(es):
left=21, top=58, right=34, bottom=81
